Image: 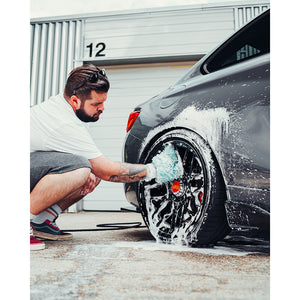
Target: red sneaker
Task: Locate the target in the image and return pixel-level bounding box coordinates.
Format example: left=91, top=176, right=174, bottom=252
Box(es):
left=30, top=227, right=45, bottom=251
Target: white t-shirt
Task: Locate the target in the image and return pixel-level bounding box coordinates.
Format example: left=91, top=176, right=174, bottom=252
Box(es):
left=30, top=94, right=103, bottom=159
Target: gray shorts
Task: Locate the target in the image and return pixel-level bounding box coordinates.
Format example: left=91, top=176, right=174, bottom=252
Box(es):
left=30, top=151, right=91, bottom=192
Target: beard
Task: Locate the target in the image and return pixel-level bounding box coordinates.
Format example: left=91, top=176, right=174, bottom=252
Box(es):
left=75, top=108, right=101, bottom=122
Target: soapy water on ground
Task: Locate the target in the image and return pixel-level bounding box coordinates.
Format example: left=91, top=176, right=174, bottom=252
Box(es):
left=112, top=238, right=269, bottom=256
left=63, top=231, right=269, bottom=259
left=30, top=238, right=269, bottom=300
left=62, top=237, right=269, bottom=269
left=116, top=225, right=270, bottom=255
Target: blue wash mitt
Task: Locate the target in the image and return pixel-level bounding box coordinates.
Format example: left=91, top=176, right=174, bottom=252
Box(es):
left=151, top=144, right=184, bottom=184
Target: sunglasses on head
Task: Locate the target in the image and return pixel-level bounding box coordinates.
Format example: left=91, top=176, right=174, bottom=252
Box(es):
left=73, top=68, right=107, bottom=95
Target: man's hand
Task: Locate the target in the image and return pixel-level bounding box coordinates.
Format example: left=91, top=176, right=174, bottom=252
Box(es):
left=80, top=172, right=101, bottom=196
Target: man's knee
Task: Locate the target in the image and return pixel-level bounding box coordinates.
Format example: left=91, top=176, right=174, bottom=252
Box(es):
left=74, top=167, right=91, bottom=186
left=80, top=172, right=101, bottom=197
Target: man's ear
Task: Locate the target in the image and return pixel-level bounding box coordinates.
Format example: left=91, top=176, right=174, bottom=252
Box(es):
left=68, top=95, right=81, bottom=111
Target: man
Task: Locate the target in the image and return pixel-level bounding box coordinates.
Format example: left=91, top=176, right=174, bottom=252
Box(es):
left=30, top=64, right=182, bottom=250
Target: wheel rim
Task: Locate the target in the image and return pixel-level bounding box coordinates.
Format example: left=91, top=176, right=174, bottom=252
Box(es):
left=139, top=138, right=208, bottom=245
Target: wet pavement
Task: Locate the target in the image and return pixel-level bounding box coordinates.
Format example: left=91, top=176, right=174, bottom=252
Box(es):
left=30, top=211, right=270, bottom=299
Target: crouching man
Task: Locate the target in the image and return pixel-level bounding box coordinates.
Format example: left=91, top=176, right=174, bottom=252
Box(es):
left=30, top=64, right=182, bottom=250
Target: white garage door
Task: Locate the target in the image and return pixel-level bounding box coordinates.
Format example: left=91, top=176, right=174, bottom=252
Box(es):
left=83, top=62, right=194, bottom=211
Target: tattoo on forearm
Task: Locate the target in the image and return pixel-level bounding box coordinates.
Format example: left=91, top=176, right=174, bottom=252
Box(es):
left=108, top=163, right=147, bottom=183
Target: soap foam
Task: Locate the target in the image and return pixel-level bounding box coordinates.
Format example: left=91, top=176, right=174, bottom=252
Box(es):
left=113, top=240, right=255, bottom=256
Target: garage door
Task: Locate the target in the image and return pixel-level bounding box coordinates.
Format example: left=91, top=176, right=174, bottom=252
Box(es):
left=83, top=62, right=194, bottom=211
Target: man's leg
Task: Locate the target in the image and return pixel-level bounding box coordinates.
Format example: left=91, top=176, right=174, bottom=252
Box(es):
left=55, top=187, right=86, bottom=211
left=30, top=167, right=90, bottom=215
left=30, top=151, right=92, bottom=241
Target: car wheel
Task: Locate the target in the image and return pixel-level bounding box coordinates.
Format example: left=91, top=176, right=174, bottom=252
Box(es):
left=138, top=129, right=231, bottom=246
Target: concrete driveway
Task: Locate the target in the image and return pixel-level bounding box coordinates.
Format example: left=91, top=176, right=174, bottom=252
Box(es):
left=30, top=211, right=270, bottom=299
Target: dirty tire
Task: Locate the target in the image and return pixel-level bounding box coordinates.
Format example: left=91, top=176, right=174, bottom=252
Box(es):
left=138, top=129, right=231, bottom=246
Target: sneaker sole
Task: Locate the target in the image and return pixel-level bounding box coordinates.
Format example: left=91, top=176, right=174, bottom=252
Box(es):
left=33, top=229, right=73, bottom=241
left=30, top=243, right=46, bottom=251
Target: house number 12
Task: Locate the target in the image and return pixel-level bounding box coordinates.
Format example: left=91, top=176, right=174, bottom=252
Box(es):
left=86, top=42, right=106, bottom=57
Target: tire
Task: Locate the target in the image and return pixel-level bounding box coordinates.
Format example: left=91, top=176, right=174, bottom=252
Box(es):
left=138, top=129, right=231, bottom=247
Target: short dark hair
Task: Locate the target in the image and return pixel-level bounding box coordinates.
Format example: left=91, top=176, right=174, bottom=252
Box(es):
left=64, top=64, right=110, bottom=100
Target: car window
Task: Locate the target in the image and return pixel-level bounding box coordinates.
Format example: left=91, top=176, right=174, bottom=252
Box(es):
left=202, top=10, right=270, bottom=74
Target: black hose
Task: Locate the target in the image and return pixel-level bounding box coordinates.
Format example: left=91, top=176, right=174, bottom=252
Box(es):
left=63, top=222, right=146, bottom=232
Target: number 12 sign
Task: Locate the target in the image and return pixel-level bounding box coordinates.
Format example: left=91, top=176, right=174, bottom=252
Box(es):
left=86, top=42, right=106, bottom=58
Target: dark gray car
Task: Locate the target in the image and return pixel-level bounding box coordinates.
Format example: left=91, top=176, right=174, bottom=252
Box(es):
left=123, top=10, right=270, bottom=247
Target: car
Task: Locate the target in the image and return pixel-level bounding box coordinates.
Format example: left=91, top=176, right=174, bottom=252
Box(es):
left=123, top=9, right=270, bottom=247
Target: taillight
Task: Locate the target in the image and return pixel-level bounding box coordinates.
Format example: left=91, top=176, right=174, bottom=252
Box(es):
left=126, top=111, right=140, bottom=132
